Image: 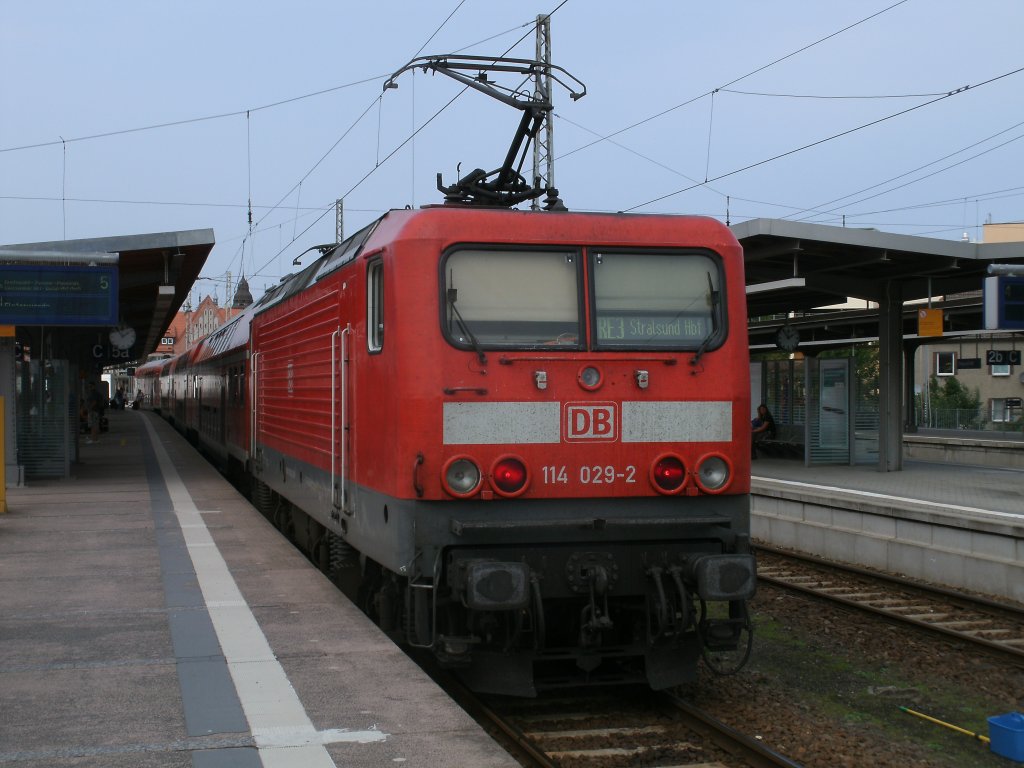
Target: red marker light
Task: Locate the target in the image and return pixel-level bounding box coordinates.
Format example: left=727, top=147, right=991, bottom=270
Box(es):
left=652, top=454, right=686, bottom=493
left=491, top=457, right=528, bottom=496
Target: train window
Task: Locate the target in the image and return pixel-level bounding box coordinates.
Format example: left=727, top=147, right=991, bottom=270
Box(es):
left=591, top=251, right=723, bottom=349
left=367, top=259, right=384, bottom=352
left=442, top=249, right=580, bottom=347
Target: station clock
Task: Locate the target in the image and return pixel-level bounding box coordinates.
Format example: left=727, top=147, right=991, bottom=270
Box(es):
left=775, top=324, right=800, bottom=353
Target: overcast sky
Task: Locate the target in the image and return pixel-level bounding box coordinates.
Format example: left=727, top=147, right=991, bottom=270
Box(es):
left=2, top=1, right=1022, bottom=305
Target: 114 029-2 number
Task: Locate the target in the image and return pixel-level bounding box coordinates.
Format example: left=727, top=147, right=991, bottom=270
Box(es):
left=541, top=465, right=637, bottom=484
left=580, top=464, right=637, bottom=484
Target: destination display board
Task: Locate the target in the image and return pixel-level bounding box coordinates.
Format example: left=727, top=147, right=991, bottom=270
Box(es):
left=0, top=265, right=118, bottom=325
left=596, top=313, right=709, bottom=343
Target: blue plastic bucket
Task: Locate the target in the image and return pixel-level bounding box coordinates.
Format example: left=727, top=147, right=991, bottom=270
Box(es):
left=988, top=711, right=1024, bottom=762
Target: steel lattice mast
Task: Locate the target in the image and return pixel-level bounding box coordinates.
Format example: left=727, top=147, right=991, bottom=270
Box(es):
left=531, top=14, right=554, bottom=211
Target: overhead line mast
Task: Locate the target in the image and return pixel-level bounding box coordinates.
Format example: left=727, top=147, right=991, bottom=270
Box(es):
left=531, top=14, right=554, bottom=211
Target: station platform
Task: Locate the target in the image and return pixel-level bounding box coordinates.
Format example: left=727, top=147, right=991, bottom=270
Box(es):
left=752, top=451, right=1024, bottom=516
left=0, top=410, right=517, bottom=768
left=750, top=452, right=1024, bottom=603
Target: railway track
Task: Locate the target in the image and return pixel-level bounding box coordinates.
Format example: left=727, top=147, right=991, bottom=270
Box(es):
left=755, top=546, right=1024, bottom=665
left=440, top=678, right=803, bottom=768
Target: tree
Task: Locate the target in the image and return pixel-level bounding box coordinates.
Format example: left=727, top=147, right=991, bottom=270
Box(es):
left=927, top=375, right=981, bottom=412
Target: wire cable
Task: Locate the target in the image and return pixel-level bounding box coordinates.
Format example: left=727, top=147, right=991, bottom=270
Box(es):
left=623, top=65, right=1024, bottom=212
left=413, top=0, right=468, bottom=58
left=250, top=88, right=466, bottom=279
left=704, top=90, right=717, bottom=183
left=0, top=75, right=387, bottom=154
left=786, top=119, right=1024, bottom=222
left=235, top=0, right=537, bottom=282
left=820, top=184, right=1024, bottom=220
left=719, top=87, right=950, bottom=100
left=246, top=0, right=571, bottom=278
left=0, top=194, right=337, bottom=211
left=559, top=0, right=911, bottom=161
left=60, top=136, right=67, bottom=239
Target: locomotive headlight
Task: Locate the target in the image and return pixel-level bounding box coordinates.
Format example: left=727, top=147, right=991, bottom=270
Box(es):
left=443, top=456, right=482, bottom=497
left=490, top=455, right=529, bottom=497
left=650, top=453, right=687, bottom=494
left=577, top=365, right=602, bottom=390
left=696, top=454, right=732, bottom=493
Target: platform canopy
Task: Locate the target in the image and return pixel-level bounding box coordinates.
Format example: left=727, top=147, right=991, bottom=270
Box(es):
left=734, top=218, right=1024, bottom=346
left=1, top=229, right=213, bottom=371
left=733, top=218, right=1024, bottom=472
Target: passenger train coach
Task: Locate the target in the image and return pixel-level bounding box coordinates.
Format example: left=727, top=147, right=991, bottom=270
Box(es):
left=135, top=205, right=757, bottom=696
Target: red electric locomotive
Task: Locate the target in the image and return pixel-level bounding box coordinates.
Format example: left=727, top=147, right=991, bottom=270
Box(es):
left=138, top=204, right=756, bottom=695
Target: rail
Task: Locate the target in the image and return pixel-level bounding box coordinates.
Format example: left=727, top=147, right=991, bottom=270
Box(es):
left=756, top=546, right=1024, bottom=666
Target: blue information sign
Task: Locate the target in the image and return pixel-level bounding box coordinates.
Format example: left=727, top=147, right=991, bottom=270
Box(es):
left=0, top=265, right=118, bottom=325
left=984, top=275, right=1024, bottom=331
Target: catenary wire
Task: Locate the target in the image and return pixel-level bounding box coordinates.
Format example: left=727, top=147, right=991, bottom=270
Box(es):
left=558, top=0, right=911, bottom=162
left=623, top=65, right=1024, bottom=212
left=719, top=87, right=950, bottom=100
left=0, top=75, right=387, bottom=154
left=785, top=119, right=1024, bottom=222
left=246, top=1, right=571, bottom=279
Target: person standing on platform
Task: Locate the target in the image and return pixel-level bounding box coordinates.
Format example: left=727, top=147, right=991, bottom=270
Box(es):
left=86, top=383, right=101, bottom=444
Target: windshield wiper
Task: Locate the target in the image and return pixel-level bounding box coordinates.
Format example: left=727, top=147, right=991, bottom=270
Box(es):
left=447, top=288, right=487, bottom=366
left=690, top=272, right=720, bottom=369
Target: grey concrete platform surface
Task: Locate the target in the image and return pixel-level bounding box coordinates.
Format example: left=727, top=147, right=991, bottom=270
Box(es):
left=0, top=409, right=517, bottom=768
left=751, top=455, right=1024, bottom=602
left=904, top=432, right=1024, bottom=469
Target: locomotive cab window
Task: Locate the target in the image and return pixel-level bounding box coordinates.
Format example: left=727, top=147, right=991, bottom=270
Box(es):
left=443, top=249, right=580, bottom=348
left=367, top=259, right=384, bottom=352
left=591, top=250, right=724, bottom=350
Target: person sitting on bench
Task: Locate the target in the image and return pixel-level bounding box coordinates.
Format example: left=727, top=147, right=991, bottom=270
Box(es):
left=751, top=403, right=776, bottom=459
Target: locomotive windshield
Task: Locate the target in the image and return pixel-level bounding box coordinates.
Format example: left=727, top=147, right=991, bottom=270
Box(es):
left=441, top=247, right=723, bottom=350
left=444, top=249, right=580, bottom=347
left=591, top=250, right=721, bottom=349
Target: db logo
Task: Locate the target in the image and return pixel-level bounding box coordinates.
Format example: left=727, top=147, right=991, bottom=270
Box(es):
left=564, top=402, right=618, bottom=442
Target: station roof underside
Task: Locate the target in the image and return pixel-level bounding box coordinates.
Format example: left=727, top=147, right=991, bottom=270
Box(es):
left=733, top=218, right=1024, bottom=347
left=2, top=229, right=213, bottom=370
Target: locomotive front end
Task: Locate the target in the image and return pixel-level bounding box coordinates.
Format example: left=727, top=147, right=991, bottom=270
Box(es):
left=401, top=212, right=756, bottom=695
